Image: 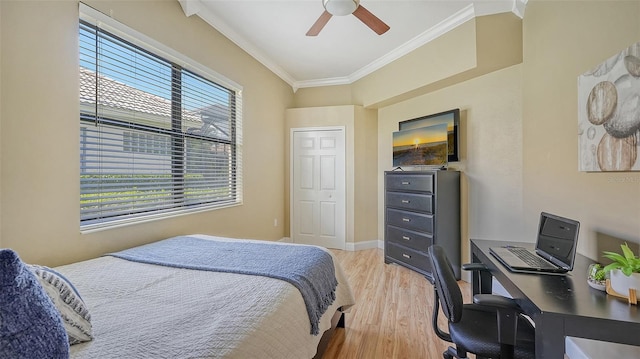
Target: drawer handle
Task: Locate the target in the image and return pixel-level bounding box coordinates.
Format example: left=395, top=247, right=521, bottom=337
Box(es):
left=402, top=253, right=411, bottom=259
left=402, top=236, right=411, bottom=241
left=401, top=181, right=410, bottom=185
left=401, top=200, right=410, bottom=204
left=402, top=218, right=410, bottom=222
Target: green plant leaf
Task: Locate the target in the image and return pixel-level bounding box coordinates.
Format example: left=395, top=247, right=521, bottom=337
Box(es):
left=603, top=251, right=628, bottom=265
left=603, top=262, right=622, bottom=273
left=602, top=244, right=640, bottom=274
left=621, top=243, right=636, bottom=261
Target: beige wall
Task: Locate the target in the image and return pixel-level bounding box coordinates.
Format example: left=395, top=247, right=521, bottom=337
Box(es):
left=293, top=3, right=640, bottom=266
left=353, top=19, right=478, bottom=108
left=284, top=105, right=378, bottom=246
left=293, top=84, right=353, bottom=109
left=292, top=13, right=524, bottom=264
left=378, top=65, right=523, bottom=266
left=522, top=0, right=640, bottom=259
left=293, top=13, right=522, bottom=109
left=2, top=0, right=639, bottom=268
left=0, top=1, right=293, bottom=266
left=353, top=106, right=379, bottom=246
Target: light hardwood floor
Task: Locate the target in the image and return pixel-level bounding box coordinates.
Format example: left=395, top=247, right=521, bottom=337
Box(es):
left=323, top=248, right=472, bottom=359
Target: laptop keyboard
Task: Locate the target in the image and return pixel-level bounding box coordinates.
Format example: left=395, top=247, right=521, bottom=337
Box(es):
left=507, top=247, right=556, bottom=268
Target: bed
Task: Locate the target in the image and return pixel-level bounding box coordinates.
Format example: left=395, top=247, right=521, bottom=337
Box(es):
left=51, top=235, right=355, bottom=359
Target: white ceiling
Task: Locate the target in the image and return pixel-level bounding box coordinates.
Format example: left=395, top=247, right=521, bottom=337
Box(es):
left=178, top=0, right=527, bottom=90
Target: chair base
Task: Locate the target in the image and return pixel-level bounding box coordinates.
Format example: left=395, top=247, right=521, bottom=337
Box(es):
left=443, top=346, right=457, bottom=359
left=443, top=346, right=466, bottom=359
left=443, top=346, right=491, bottom=359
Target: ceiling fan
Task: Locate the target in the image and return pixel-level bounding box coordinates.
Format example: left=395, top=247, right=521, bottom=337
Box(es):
left=306, top=0, right=390, bottom=36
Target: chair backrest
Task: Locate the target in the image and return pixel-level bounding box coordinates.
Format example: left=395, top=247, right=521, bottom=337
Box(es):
left=428, top=245, right=463, bottom=323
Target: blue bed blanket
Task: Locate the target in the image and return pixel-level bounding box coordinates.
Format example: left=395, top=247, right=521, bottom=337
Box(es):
left=108, top=236, right=338, bottom=335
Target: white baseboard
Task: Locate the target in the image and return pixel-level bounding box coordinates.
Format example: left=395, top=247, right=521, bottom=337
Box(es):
left=279, top=237, right=383, bottom=251
left=346, top=239, right=383, bottom=251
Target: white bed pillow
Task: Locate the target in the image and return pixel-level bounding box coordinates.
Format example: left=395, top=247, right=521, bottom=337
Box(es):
left=28, top=264, right=94, bottom=345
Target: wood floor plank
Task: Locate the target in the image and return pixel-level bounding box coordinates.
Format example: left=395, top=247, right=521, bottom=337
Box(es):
left=324, top=248, right=471, bottom=359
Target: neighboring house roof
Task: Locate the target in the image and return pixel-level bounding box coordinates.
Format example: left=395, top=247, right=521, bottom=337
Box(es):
left=79, top=67, right=179, bottom=120
left=79, top=67, right=231, bottom=139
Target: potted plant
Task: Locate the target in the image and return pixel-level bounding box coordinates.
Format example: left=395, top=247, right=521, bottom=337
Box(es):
left=603, top=243, right=640, bottom=298
left=587, top=263, right=606, bottom=291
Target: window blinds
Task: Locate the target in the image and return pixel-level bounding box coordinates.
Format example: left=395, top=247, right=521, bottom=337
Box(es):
left=79, top=6, right=242, bottom=230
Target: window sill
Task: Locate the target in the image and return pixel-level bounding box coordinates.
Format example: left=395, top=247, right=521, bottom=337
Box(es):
left=80, top=202, right=242, bottom=234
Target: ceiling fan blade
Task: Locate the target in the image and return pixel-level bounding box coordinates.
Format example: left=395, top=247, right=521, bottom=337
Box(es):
left=353, top=5, right=390, bottom=35
left=306, top=11, right=333, bottom=36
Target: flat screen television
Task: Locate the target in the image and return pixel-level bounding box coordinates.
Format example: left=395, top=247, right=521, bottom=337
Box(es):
left=393, top=123, right=448, bottom=167
left=399, top=108, right=460, bottom=162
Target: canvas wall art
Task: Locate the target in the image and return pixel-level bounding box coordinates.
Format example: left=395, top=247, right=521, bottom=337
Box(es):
left=578, top=41, right=640, bottom=171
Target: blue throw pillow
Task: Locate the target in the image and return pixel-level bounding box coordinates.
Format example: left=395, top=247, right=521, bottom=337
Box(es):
left=0, top=249, right=70, bottom=359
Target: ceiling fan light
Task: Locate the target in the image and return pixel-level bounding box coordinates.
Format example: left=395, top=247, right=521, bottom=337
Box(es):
left=323, top=0, right=359, bottom=16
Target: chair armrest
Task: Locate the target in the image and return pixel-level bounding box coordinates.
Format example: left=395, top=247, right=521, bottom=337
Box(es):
left=463, top=262, right=493, bottom=294
left=473, top=294, right=520, bottom=311
left=473, top=294, right=523, bottom=347
left=462, top=263, right=489, bottom=272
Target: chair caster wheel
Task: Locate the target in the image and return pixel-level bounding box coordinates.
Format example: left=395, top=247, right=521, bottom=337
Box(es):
left=443, top=347, right=458, bottom=359
left=443, top=346, right=464, bottom=359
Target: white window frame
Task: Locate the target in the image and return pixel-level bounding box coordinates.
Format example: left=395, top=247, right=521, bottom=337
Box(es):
left=79, top=3, right=243, bottom=232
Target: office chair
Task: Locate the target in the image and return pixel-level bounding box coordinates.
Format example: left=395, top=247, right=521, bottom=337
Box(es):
left=428, top=245, right=536, bottom=359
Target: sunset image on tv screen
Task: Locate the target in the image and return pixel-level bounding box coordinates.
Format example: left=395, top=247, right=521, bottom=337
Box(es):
left=393, top=123, right=448, bottom=167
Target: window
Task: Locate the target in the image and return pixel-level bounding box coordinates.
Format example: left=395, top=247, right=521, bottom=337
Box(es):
left=79, top=5, right=242, bottom=230
left=123, top=132, right=171, bottom=155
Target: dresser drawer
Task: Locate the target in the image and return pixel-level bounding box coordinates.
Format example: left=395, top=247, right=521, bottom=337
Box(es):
left=386, top=242, right=431, bottom=273
left=386, top=191, right=433, bottom=213
left=386, top=174, right=434, bottom=193
left=386, top=225, right=433, bottom=251
left=386, top=208, right=434, bottom=233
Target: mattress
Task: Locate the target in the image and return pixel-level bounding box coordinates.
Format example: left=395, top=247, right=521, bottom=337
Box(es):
left=55, top=235, right=355, bottom=359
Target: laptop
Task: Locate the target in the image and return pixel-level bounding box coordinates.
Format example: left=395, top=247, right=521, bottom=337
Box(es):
left=490, top=212, right=580, bottom=274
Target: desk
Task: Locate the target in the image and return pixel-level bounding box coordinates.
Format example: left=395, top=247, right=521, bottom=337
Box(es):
left=471, top=239, right=640, bottom=358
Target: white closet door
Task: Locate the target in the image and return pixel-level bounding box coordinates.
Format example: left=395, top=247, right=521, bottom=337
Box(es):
left=291, top=128, right=345, bottom=249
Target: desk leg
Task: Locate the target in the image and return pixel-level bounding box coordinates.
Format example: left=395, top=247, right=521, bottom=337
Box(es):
left=535, top=314, right=565, bottom=358
left=471, top=252, right=492, bottom=295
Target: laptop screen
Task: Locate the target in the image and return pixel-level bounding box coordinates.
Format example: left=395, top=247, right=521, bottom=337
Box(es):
left=535, top=212, right=580, bottom=270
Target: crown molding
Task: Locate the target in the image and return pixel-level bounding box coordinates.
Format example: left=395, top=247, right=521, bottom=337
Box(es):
left=178, top=0, right=201, bottom=17
left=512, top=0, right=528, bottom=19
left=294, top=76, right=352, bottom=90
left=181, top=1, right=525, bottom=91
left=347, top=4, right=476, bottom=84
left=179, top=0, right=298, bottom=90
left=294, top=4, right=476, bottom=89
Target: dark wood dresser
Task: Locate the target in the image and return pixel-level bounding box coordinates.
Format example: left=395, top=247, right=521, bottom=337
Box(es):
left=384, top=170, right=461, bottom=281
